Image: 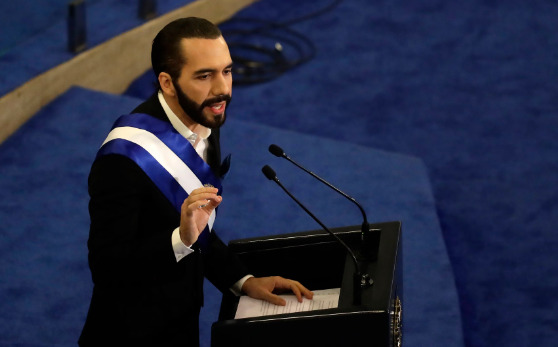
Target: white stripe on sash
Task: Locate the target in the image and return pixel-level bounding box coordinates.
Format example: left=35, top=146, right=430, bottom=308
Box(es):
left=102, top=126, right=216, bottom=230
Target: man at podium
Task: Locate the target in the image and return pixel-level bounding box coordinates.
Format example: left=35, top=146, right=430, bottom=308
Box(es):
left=78, top=17, right=313, bottom=346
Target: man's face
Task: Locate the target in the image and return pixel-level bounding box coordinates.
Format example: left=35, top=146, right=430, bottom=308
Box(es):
left=173, top=37, right=233, bottom=129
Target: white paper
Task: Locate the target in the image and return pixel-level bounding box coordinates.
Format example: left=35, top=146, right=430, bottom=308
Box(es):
left=234, top=288, right=341, bottom=319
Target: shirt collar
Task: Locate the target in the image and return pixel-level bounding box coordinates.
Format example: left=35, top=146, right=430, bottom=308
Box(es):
left=157, top=90, right=211, bottom=142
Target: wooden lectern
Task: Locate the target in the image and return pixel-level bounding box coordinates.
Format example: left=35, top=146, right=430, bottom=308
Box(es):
left=211, top=221, right=403, bottom=347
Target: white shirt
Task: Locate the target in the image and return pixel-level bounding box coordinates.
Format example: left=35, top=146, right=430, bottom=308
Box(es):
left=158, top=91, right=250, bottom=295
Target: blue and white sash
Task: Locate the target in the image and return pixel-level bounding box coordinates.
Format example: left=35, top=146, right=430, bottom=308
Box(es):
left=96, top=113, right=222, bottom=233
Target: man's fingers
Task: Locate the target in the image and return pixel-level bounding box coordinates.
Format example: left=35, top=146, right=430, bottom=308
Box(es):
left=272, top=277, right=314, bottom=303
left=289, top=284, right=303, bottom=302
left=290, top=282, right=314, bottom=302
left=190, top=187, right=218, bottom=197
left=264, top=292, right=286, bottom=306
left=299, top=284, right=314, bottom=300
left=185, top=193, right=222, bottom=211
left=193, top=196, right=222, bottom=209
left=243, top=276, right=313, bottom=307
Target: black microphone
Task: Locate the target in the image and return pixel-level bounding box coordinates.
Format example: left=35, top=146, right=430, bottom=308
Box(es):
left=269, top=144, right=379, bottom=259
left=262, top=165, right=371, bottom=306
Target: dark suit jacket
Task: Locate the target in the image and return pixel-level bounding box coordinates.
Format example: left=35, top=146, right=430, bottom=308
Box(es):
left=79, top=93, right=247, bottom=346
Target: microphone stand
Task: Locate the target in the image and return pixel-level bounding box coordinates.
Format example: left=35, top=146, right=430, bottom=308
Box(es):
left=269, top=144, right=380, bottom=260
left=262, top=165, right=372, bottom=306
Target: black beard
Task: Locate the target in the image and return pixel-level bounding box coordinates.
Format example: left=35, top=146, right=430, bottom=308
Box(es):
left=174, top=82, right=231, bottom=129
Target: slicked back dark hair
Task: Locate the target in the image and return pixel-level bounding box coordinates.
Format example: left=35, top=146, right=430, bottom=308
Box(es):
left=151, top=17, right=222, bottom=83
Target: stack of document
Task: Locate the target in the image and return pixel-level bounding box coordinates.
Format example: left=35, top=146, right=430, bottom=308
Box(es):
left=235, top=288, right=341, bottom=319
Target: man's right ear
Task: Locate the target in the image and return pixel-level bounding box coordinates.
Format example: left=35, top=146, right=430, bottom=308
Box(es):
left=158, top=72, right=175, bottom=97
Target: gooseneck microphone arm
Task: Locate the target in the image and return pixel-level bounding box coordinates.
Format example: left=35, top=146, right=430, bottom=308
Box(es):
left=268, top=144, right=370, bottom=238
left=262, top=165, right=368, bottom=305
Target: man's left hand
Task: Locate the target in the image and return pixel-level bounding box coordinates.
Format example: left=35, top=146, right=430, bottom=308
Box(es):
left=241, top=276, right=314, bottom=306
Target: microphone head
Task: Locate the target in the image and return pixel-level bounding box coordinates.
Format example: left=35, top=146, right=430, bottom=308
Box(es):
left=268, top=144, right=285, bottom=157
left=262, top=165, right=277, bottom=180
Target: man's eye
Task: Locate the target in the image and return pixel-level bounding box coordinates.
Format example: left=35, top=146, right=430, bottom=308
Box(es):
left=224, top=69, right=232, bottom=75
left=198, top=74, right=210, bottom=80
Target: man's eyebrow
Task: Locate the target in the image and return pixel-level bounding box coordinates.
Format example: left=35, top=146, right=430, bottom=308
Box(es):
left=193, top=63, right=234, bottom=75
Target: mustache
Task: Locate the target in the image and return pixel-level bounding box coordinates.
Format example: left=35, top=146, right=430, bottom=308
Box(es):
left=200, top=95, right=232, bottom=109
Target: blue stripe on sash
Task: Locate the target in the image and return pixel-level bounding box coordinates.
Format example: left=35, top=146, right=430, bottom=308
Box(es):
left=97, top=139, right=188, bottom=212
left=107, top=113, right=222, bottom=193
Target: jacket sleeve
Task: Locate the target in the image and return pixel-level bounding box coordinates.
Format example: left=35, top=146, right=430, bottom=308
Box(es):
left=203, top=229, right=249, bottom=293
